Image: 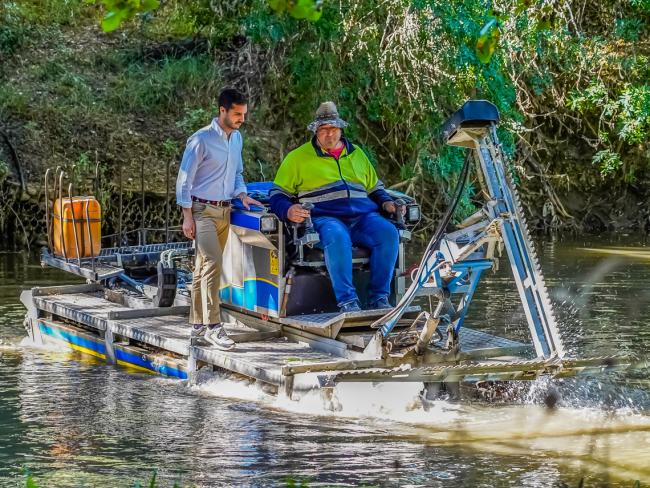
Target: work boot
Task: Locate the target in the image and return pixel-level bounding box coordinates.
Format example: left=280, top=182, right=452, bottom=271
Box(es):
left=339, top=300, right=362, bottom=313
left=368, top=297, right=393, bottom=310
left=204, top=324, right=235, bottom=350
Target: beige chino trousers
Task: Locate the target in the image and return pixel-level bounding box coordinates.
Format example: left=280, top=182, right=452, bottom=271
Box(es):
left=190, top=201, right=230, bottom=325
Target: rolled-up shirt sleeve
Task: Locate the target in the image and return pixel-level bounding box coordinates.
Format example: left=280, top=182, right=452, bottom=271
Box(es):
left=176, top=136, right=203, bottom=208
left=233, top=133, right=247, bottom=198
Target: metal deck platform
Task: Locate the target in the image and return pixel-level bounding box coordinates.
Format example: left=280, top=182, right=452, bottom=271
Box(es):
left=22, top=285, right=541, bottom=395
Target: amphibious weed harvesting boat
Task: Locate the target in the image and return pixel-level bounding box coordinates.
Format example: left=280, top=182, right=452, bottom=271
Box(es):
left=21, top=101, right=631, bottom=402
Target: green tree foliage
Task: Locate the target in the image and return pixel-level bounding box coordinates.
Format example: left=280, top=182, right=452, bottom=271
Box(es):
left=99, top=0, right=161, bottom=32
left=3, top=0, right=649, bottom=230
left=97, top=0, right=324, bottom=31
left=88, top=0, right=650, bottom=226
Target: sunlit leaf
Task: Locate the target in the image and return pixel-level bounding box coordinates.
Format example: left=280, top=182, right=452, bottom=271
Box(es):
left=101, top=10, right=125, bottom=32
left=305, top=7, right=323, bottom=21
left=475, top=18, right=500, bottom=64
left=268, top=0, right=288, bottom=12
left=98, top=0, right=160, bottom=32
left=25, top=475, right=40, bottom=488
left=288, top=0, right=312, bottom=19
left=285, top=0, right=323, bottom=21
left=141, top=0, right=160, bottom=11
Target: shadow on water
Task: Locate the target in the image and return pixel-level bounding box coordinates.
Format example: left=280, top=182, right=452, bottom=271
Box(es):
left=1, top=237, right=649, bottom=487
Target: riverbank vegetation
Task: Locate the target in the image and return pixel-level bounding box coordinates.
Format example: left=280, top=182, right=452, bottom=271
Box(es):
left=0, top=0, right=649, bottom=247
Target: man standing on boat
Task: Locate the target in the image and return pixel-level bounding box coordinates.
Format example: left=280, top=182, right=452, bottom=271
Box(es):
left=176, top=88, right=261, bottom=349
left=270, top=102, right=401, bottom=313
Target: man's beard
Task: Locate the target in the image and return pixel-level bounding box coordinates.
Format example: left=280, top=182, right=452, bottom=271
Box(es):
left=224, top=116, right=241, bottom=129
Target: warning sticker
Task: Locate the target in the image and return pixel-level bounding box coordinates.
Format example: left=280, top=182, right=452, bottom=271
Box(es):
left=269, top=250, right=279, bottom=275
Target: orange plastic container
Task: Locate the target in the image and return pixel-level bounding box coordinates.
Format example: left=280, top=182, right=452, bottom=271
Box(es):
left=52, top=197, right=102, bottom=259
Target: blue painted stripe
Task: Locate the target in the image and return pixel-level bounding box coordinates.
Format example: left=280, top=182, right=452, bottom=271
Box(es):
left=253, top=279, right=279, bottom=312
left=115, top=348, right=188, bottom=379
left=230, top=211, right=260, bottom=231
left=39, top=322, right=106, bottom=355
left=222, top=278, right=279, bottom=312
left=39, top=322, right=187, bottom=380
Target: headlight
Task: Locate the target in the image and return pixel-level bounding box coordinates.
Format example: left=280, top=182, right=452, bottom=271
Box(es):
left=407, top=205, right=421, bottom=223
left=261, top=215, right=278, bottom=232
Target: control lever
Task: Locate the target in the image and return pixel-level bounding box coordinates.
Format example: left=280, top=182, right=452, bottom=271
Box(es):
left=392, top=198, right=411, bottom=241
left=302, top=202, right=315, bottom=233
left=393, top=198, right=406, bottom=229
left=296, top=202, right=319, bottom=249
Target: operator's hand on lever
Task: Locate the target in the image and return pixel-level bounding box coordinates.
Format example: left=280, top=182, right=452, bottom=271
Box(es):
left=383, top=200, right=406, bottom=216
left=382, top=201, right=397, bottom=214
left=287, top=203, right=311, bottom=223
left=237, top=192, right=263, bottom=210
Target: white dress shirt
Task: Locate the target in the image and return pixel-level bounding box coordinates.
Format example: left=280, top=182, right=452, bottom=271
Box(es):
left=176, top=118, right=247, bottom=208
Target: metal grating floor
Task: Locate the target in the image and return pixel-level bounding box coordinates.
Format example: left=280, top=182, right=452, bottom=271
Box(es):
left=436, top=325, right=530, bottom=353
left=281, top=306, right=421, bottom=329
left=98, top=241, right=192, bottom=257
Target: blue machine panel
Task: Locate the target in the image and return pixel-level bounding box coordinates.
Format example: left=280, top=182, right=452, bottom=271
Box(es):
left=221, top=279, right=279, bottom=313
left=230, top=211, right=261, bottom=231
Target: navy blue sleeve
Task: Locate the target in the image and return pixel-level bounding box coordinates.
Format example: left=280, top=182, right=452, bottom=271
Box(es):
left=368, top=181, right=393, bottom=207
left=269, top=185, right=296, bottom=221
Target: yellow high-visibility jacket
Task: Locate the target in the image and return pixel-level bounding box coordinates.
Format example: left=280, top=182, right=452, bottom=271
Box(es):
left=269, top=137, right=392, bottom=221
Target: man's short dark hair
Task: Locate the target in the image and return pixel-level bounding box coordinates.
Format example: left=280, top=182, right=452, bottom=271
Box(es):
left=218, top=88, right=247, bottom=110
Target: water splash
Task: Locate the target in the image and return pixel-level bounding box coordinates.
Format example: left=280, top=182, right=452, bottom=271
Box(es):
left=190, top=368, right=650, bottom=483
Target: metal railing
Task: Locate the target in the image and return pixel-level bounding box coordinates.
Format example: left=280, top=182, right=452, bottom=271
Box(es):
left=43, top=152, right=179, bottom=267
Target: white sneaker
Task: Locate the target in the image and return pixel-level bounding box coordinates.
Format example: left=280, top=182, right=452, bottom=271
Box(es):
left=190, top=324, right=206, bottom=345
left=190, top=324, right=206, bottom=338
left=204, top=325, right=235, bottom=350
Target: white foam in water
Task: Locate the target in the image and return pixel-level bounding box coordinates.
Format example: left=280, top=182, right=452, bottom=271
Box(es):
left=19, top=334, right=69, bottom=352
left=279, top=382, right=465, bottom=425
left=193, top=368, right=463, bottom=425
left=191, top=368, right=650, bottom=481
left=190, top=367, right=273, bottom=403
left=12, top=339, right=650, bottom=480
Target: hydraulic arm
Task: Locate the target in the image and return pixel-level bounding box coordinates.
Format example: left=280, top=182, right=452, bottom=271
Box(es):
left=373, top=100, right=565, bottom=359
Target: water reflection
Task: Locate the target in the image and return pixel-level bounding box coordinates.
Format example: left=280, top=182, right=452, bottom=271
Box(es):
left=1, top=237, right=649, bottom=487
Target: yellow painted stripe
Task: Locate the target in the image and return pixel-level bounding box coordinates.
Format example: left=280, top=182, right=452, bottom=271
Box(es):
left=245, top=277, right=279, bottom=287
left=116, top=359, right=156, bottom=374
left=219, top=277, right=279, bottom=291
left=67, top=342, right=106, bottom=360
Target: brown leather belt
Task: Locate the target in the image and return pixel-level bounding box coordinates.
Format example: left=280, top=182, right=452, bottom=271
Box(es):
left=191, top=196, right=231, bottom=207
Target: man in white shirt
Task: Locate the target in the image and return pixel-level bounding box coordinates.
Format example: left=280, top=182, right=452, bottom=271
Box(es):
left=176, top=88, right=260, bottom=349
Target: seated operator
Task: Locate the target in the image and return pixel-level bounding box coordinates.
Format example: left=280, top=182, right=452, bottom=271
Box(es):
left=269, top=101, right=401, bottom=313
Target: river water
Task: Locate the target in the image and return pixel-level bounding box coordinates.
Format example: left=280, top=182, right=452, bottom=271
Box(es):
left=0, top=236, right=649, bottom=487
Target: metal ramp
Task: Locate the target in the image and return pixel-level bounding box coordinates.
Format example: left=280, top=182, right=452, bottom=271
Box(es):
left=41, top=250, right=124, bottom=281
left=97, top=241, right=192, bottom=257
left=96, top=241, right=192, bottom=267
left=40, top=241, right=193, bottom=282
left=279, top=306, right=421, bottom=339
